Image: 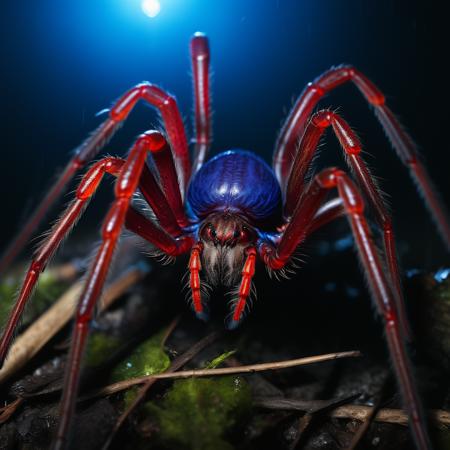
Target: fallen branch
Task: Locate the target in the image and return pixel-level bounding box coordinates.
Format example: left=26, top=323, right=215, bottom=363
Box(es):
left=288, top=394, right=361, bottom=450
left=0, top=264, right=149, bottom=384
left=90, top=350, right=361, bottom=399
left=0, top=397, right=24, bottom=424
left=346, top=397, right=383, bottom=450
left=47, top=261, right=84, bottom=281
left=254, top=397, right=450, bottom=428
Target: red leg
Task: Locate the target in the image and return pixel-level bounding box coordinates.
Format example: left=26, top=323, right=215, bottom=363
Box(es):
left=137, top=163, right=182, bottom=237
left=0, top=157, right=121, bottom=365
left=0, top=159, right=83, bottom=275
left=273, top=66, right=450, bottom=247
left=308, top=197, right=345, bottom=234
left=190, top=32, right=212, bottom=173
left=0, top=146, right=189, bottom=366
left=285, top=110, right=413, bottom=338
left=125, top=208, right=192, bottom=255
left=274, top=65, right=392, bottom=182
left=189, top=242, right=208, bottom=320
left=150, top=138, right=189, bottom=228
left=309, top=196, right=411, bottom=339
left=228, top=247, right=257, bottom=330
left=53, top=131, right=193, bottom=449
left=261, top=168, right=431, bottom=450
left=110, top=85, right=190, bottom=187
left=0, top=83, right=189, bottom=274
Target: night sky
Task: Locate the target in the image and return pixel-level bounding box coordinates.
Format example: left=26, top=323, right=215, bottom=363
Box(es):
left=0, top=0, right=447, bottom=266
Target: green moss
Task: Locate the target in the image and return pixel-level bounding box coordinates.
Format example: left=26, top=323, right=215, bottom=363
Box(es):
left=145, top=351, right=252, bottom=450
left=109, top=329, right=171, bottom=409
left=123, top=386, right=140, bottom=409
left=0, top=271, right=68, bottom=328
left=84, top=332, right=122, bottom=368
left=205, top=350, right=236, bottom=369
left=110, top=330, right=171, bottom=383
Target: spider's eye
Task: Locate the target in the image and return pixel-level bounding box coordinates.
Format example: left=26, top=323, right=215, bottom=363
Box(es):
left=233, top=229, right=240, bottom=239
left=240, top=226, right=253, bottom=244
left=205, top=223, right=217, bottom=241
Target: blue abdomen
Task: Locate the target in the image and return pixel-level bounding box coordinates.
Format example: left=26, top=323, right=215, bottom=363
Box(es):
left=186, top=150, right=282, bottom=227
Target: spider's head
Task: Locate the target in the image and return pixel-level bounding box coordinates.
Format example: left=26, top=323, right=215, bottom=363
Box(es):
left=198, top=212, right=257, bottom=287
left=200, top=212, right=256, bottom=248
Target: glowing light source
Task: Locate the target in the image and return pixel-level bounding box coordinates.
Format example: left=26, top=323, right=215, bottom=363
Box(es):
left=142, top=0, right=161, bottom=18
left=434, top=268, right=450, bottom=282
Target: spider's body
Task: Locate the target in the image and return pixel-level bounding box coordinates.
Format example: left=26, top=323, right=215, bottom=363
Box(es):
left=186, top=150, right=282, bottom=311
left=187, top=150, right=282, bottom=228
left=1, top=32, right=449, bottom=450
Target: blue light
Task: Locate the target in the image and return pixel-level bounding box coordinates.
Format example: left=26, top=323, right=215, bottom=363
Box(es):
left=434, top=268, right=450, bottom=283
left=334, top=235, right=353, bottom=252
left=142, top=0, right=161, bottom=18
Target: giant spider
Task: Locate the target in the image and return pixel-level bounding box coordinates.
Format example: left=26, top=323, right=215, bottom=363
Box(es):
left=1, top=32, right=449, bottom=450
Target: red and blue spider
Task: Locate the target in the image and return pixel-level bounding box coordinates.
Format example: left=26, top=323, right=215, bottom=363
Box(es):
left=1, top=32, right=449, bottom=449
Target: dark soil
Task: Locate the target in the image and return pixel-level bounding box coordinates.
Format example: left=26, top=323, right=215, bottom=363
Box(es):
left=0, top=229, right=449, bottom=450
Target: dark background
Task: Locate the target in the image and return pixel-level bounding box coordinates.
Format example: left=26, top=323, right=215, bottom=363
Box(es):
left=0, top=0, right=447, bottom=267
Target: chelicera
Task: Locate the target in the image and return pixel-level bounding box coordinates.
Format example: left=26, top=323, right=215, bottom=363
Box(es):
left=1, top=32, right=448, bottom=449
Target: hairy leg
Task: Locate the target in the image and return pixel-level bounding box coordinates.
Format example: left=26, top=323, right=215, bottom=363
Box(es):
left=0, top=82, right=189, bottom=274
left=0, top=135, right=190, bottom=366
left=227, top=247, right=257, bottom=329
left=273, top=66, right=449, bottom=248
left=188, top=242, right=207, bottom=319
left=308, top=197, right=345, bottom=233
left=190, top=32, right=212, bottom=173
left=149, top=136, right=189, bottom=228
left=53, top=131, right=194, bottom=449
left=274, top=65, right=401, bottom=182
left=285, top=109, right=416, bottom=337
left=260, top=167, right=431, bottom=450
left=0, top=157, right=121, bottom=365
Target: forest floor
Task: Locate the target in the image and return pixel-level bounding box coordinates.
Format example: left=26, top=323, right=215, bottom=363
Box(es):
left=0, top=231, right=449, bottom=450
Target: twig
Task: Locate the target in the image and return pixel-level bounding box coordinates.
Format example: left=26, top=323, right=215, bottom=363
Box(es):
left=47, top=261, right=84, bottom=281
left=89, top=350, right=361, bottom=399
left=333, top=405, right=450, bottom=428
left=254, top=397, right=450, bottom=428
left=100, top=329, right=222, bottom=450
left=0, top=264, right=149, bottom=384
left=160, top=316, right=181, bottom=347
left=346, top=397, right=383, bottom=450
left=0, top=397, right=24, bottom=424
left=289, top=414, right=313, bottom=450
left=289, top=394, right=361, bottom=450
left=346, top=406, right=378, bottom=450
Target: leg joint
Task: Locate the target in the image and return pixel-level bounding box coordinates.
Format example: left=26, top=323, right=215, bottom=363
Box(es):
left=316, top=167, right=343, bottom=189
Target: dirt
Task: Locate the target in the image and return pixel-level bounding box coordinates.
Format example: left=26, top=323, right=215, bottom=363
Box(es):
left=0, top=233, right=449, bottom=450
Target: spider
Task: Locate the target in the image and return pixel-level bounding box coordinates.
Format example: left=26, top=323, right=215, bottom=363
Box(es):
left=0, top=32, right=449, bottom=450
